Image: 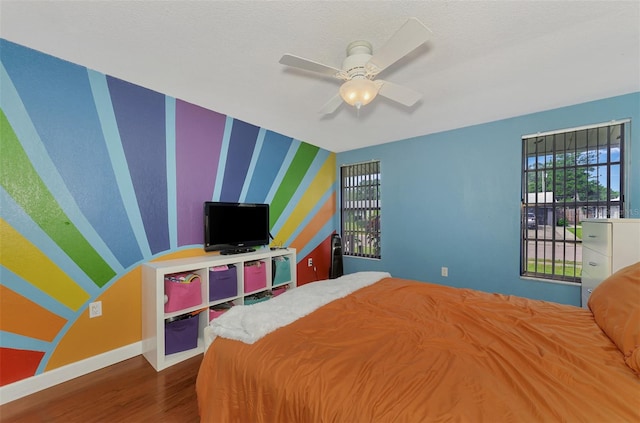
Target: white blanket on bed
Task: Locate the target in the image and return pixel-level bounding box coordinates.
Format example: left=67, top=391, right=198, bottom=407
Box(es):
left=208, top=271, right=390, bottom=345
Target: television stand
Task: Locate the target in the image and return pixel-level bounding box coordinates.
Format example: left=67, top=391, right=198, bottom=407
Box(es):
left=220, top=247, right=256, bottom=255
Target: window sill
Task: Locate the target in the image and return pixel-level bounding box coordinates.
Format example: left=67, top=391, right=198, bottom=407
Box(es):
left=344, top=255, right=381, bottom=261
left=520, top=275, right=580, bottom=287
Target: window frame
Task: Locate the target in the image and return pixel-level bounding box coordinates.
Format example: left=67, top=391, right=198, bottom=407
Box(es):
left=520, top=120, right=628, bottom=283
left=340, top=160, right=381, bottom=259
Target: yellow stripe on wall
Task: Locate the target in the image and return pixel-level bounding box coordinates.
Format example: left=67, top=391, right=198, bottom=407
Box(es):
left=0, top=285, right=67, bottom=342
left=0, top=219, right=90, bottom=311
left=276, top=153, right=336, bottom=243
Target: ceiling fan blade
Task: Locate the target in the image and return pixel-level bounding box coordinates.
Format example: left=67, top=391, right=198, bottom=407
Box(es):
left=377, top=80, right=422, bottom=107
left=279, top=54, right=343, bottom=78
left=319, top=93, right=344, bottom=115
left=367, top=18, right=432, bottom=75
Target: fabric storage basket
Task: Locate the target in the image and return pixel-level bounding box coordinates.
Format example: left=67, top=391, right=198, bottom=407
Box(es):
left=272, top=257, right=291, bottom=286
left=272, top=286, right=288, bottom=297
left=209, top=265, right=238, bottom=301
left=244, top=261, right=267, bottom=292
left=209, top=302, right=233, bottom=321
left=164, top=273, right=202, bottom=313
left=209, top=309, right=227, bottom=321
left=244, top=293, right=271, bottom=305
left=165, top=315, right=199, bottom=355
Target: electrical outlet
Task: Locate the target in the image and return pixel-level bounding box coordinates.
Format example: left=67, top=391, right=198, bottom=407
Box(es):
left=441, top=267, right=448, bottom=277
left=89, top=301, right=102, bottom=318
left=308, top=258, right=313, bottom=267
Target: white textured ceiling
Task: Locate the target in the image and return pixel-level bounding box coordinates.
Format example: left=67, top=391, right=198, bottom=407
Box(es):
left=1, top=1, right=639, bottom=152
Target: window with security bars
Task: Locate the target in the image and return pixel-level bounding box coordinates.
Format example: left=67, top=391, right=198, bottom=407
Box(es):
left=341, top=161, right=381, bottom=259
left=521, top=121, right=626, bottom=283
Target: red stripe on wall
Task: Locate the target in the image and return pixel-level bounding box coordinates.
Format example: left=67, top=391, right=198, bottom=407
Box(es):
left=296, top=233, right=335, bottom=286
left=0, top=347, right=44, bottom=386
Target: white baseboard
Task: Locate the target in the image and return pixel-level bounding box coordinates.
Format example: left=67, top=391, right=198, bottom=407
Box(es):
left=0, top=342, right=142, bottom=405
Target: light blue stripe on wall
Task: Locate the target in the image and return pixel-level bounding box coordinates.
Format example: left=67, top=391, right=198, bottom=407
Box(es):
left=212, top=116, right=234, bottom=201
left=0, top=331, right=51, bottom=352
left=165, top=97, right=178, bottom=249
left=265, top=139, right=301, bottom=205
left=239, top=127, right=266, bottom=202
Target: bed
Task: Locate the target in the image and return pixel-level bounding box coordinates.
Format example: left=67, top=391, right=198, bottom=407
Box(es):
left=196, top=262, right=640, bottom=422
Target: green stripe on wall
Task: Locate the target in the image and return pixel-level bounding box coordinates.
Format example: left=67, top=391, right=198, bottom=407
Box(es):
left=270, top=142, right=319, bottom=227
left=0, top=110, right=115, bottom=287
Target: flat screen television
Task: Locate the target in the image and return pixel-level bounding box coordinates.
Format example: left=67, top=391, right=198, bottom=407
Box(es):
left=204, top=202, right=270, bottom=254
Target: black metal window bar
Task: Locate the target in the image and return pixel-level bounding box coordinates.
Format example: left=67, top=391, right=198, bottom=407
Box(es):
left=341, top=161, right=381, bottom=259
left=521, top=121, right=626, bottom=283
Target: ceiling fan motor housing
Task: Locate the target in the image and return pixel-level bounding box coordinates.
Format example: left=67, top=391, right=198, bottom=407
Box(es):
left=342, top=40, right=374, bottom=80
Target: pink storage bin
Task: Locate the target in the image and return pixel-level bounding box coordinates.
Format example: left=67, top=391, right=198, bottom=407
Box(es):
left=164, top=274, right=202, bottom=313
left=209, top=309, right=228, bottom=321
left=272, top=286, right=287, bottom=297
left=244, top=261, right=266, bottom=293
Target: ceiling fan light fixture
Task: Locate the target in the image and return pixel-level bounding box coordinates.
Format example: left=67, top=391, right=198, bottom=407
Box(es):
left=339, top=78, right=379, bottom=109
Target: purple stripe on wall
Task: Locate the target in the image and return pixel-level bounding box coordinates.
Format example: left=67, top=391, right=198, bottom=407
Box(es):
left=175, top=100, right=226, bottom=246
left=219, top=120, right=260, bottom=202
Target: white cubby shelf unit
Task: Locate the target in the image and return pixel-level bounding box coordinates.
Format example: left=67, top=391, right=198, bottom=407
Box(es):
left=142, top=248, right=297, bottom=371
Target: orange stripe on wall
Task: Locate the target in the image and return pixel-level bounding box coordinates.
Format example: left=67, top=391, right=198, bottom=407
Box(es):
left=289, top=191, right=336, bottom=251
left=0, top=285, right=66, bottom=342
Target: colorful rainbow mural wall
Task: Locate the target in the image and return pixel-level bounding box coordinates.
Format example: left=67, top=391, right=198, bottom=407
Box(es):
left=0, top=39, right=337, bottom=387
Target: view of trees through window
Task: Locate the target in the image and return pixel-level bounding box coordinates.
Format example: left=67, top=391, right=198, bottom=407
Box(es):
left=521, top=122, right=625, bottom=282
left=341, top=161, right=381, bottom=259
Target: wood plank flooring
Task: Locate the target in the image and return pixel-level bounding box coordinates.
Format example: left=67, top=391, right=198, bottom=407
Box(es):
left=0, top=354, right=203, bottom=422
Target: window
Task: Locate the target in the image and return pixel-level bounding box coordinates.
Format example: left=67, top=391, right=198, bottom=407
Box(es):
left=521, top=121, right=626, bottom=283
left=341, top=161, right=381, bottom=259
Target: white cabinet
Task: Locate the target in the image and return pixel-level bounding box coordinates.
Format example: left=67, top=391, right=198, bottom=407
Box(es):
left=581, top=219, right=640, bottom=307
left=142, top=248, right=296, bottom=371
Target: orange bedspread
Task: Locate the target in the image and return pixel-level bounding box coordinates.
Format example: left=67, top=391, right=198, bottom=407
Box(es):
left=196, top=277, right=639, bottom=422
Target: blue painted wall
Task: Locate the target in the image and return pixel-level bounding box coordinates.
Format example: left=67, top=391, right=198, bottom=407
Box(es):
left=337, top=93, right=640, bottom=306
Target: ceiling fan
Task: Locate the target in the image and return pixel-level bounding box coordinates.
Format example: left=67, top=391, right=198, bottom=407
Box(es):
left=279, top=17, right=432, bottom=115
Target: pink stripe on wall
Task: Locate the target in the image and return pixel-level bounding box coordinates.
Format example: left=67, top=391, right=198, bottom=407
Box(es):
left=175, top=100, right=226, bottom=246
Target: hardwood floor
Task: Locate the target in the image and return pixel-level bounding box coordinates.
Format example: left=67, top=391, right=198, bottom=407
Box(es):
left=0, top=354, right=203, bottom=422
